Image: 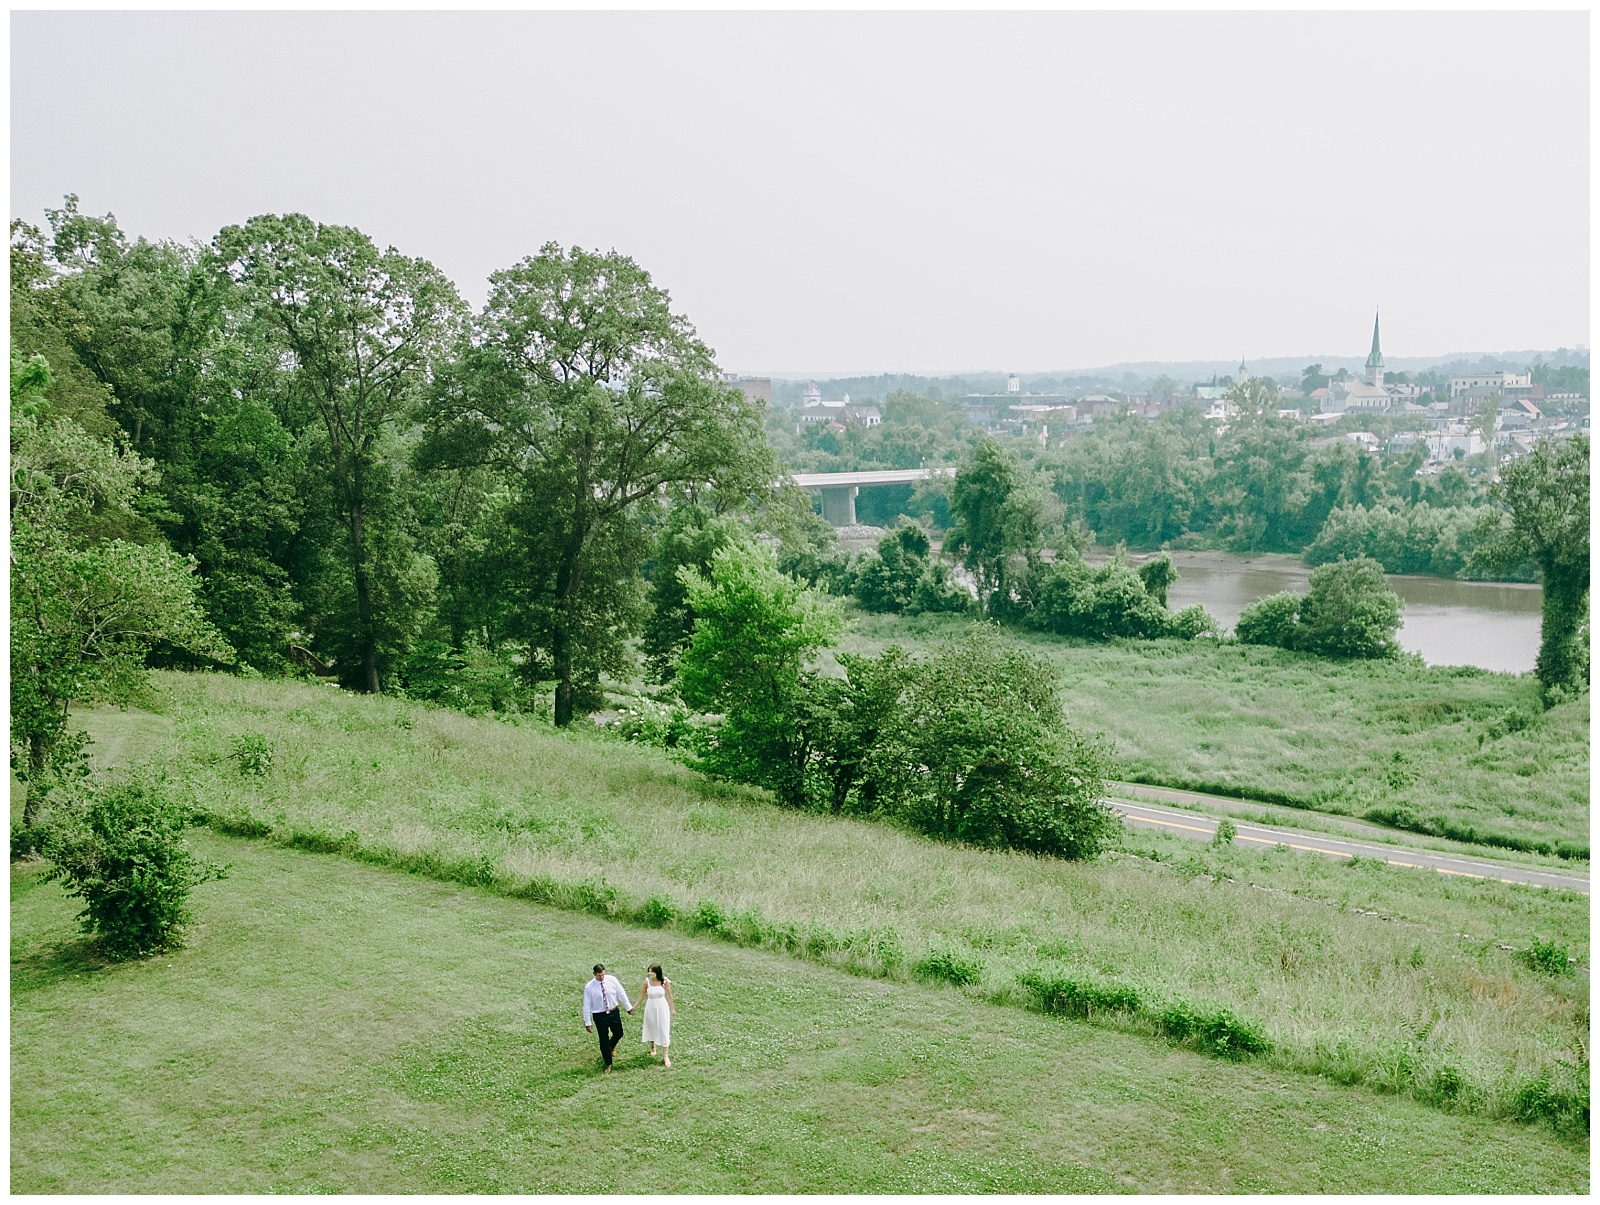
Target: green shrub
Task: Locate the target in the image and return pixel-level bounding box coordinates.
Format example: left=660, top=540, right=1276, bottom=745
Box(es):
left=1211, top=817, right=1237, bottom=848
left=1509, top=1076, right=1590, bottom=1137
left=677, top=540, right=841, bottom=807
left=1158, top=999, right=1270, bottom=1059
left=909, top=560, right=973, bottom=615
left=1514, top=939, right=1574, bottom=976
left=11, top=822, right=44, bottom=860
left=1166, top=604, right=1221, bottom=640
left=1428, top=1065, right=1465, bottom=1104
left=1017, top=970, right=1143, bottom=1017
left=1295, top=557, right=1403, bottom=659
left=1234, top=591, right=1301, bottom=648
left=40, top=772, right=225, bottom=959
left=913, top=948, right=985, bottom=987
left=393, top=641, right=527, bottom=715
left=635, top=894, right=676, bottom=928
left=690, top=897, right=730, bottom=936
left=867, top=628, right=1115, bottom=860
left=1031, top=553, right=1173, bottom=640
left=606, top=697, right=694, bottom=749
left=852, top=524, right=931, bottom=614
left=230, top=732, right=274, bottom=777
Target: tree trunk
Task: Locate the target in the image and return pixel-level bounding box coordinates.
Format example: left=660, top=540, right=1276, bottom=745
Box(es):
left=1536, top=562, right=1589, bottom=699
left=349, top=502, right=382, bottom=694
left=552, top=626, right=573, bottom=727
left=22, top=731, right=48, bottom=829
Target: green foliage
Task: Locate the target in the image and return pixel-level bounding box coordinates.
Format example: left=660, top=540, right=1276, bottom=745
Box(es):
left=216, top=213, right=465, bottom=692
left=420, top=243, right=771, bottom=725
left=1136, top=551, right=1178, bottom=606
left=642, top=505, right=742, bottom=682
left=1471, top=436, right=1590, bottom=698
left=1166, top=604, right=1222, bottom=641
left=852, top=522, right=932, bottom=613
left=1017, top=970, right=1144, bottom=1017
left=1296, top=557, right=1404, bottom=659
left=910, top=559, right=974, bottom=615
left=1234, top=591, right=1302, bottom=649
left=865, top=628, right=1115, bottom=860
left=604, top=696, right=694, bottom=750
left=1030, top=552, right=1197, bottom=641
left=676, top=540, right=841, bottom=805
left=947, top=436, right=1054, bottom=616
left=1158, top=999, right=1271, bottom=1060
left=39, top=772, right=225, bottom=958
left=229, top=733, right=274, bottom=777
left=851, top=522, right=967, bottom=617
left=913, top=948, right=985, bottom=988
left=393, top=640, right=527, bottom=716
left=1211, top=817, right=1237, bottom=848
left=1306, top=503, right=1525, bottom=580
left=1514, top=940, right=1574, bottom=977
left=11, top=386, right=232, bottom=826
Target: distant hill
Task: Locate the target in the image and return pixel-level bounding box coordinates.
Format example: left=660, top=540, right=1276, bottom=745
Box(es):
left=753, top=348, right=1588, bottom=403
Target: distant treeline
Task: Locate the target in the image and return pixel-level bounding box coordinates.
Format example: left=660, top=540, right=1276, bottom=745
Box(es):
left=770, top=386, right=1539, bottom=580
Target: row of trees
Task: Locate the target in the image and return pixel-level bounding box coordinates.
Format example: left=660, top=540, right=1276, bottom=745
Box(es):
left=775, top=373, right=1552, bottom=579
left=12, top=202, right=776, bottom=732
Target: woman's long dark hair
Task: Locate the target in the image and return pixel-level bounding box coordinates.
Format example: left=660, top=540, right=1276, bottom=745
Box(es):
left=648, top=964, right=665, bottom=983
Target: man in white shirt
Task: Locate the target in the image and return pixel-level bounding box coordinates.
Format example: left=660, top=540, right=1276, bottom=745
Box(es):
left=582, top=963, right=634, bottom=1072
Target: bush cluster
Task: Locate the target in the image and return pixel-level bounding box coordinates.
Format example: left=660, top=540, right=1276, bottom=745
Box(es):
left=851, top=523, right=972, bottom=616
left=392, top=641, right=531, bottom=716
left=1015, top=970, right=1270, bottom=1061
left=39, top=771, right=225, bottom=959
left=1027, top=551, right=1221, bottom=642
left=675, top=544, right=1116, bottom=861
left=819, top=629, right=1115, bottom=860
left=1305, top=502, right=1535, bottom=581
left=1234, top=556, right=1404, bottom=659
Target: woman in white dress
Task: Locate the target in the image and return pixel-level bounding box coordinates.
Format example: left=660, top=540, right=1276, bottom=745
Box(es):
left=638, top=964, right=675, bottom=1068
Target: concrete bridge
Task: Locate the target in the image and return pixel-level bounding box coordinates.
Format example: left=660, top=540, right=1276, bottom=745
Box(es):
left=789, top=467, right=953, bottom=526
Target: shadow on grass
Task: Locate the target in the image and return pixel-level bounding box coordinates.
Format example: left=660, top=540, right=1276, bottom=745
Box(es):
left=11, top=935, right=112, bottom=993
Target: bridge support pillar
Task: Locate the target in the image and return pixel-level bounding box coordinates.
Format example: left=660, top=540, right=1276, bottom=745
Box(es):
left=818, top=486, right=858, bottom=526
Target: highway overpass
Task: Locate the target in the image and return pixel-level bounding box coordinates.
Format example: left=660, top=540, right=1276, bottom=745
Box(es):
left=789, top=467, right=953, bottom=525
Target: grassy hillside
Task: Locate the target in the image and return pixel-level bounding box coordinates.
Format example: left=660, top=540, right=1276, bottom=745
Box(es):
left=11, top=833, right=1588, bottom=1192
left=57, top=673, right=1590, bottom=1138
left=838, top=611, right=1590, bottom=856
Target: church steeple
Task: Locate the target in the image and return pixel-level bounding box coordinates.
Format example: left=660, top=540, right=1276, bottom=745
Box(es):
left=1364, top=310, right=1385, bottom=387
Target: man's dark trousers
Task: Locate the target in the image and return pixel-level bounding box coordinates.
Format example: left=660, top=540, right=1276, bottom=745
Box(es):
left=595, top=1007, right=624, bottom=1067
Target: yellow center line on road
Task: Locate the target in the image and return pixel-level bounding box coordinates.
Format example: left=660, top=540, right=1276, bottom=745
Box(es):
left=1118, top=810, right=1589, bottom=893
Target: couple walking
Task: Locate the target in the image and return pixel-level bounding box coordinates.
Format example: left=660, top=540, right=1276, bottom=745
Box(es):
left=582, top=963, right=675, bottom=1072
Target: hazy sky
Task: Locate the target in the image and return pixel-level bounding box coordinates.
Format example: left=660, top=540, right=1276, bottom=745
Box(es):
left=11, top=10, right=1590, bottom=374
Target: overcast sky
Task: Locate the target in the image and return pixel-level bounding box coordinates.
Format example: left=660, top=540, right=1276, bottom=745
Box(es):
left=11, top=10, right=1590, bottom=375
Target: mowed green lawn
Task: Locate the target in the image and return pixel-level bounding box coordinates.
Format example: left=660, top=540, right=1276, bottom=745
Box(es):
left=11, top=832, right=1589, bottom=1193
left=61, top=676, right=1591, bottom=1134
left=837, top=611, right=1590, bottom=856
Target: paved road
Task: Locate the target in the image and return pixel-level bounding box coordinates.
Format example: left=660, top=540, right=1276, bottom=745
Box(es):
left=1109, top=798, right=1591, bottom=894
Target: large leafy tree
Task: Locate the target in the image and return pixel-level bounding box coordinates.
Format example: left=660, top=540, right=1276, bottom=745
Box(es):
left=676, top=540, right=840, bottom=805
left=946, top=435, right=1054, bottom=617
left=216, top=215, right=464, bottom=691
left=422, top=244, right=770, bottom=724
left=28, top=199, right=305, bottom=671
left=10, top=354, right=231, bottom=827
left=1472, top=435, right=1590, bottom=697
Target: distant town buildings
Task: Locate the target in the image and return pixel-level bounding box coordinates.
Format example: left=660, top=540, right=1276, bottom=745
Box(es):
left=721, top=374, right=774, bottom=406
left=1450, top=370, right=1532, bottom=398
left=1318, top=313, right=1425, bottom=414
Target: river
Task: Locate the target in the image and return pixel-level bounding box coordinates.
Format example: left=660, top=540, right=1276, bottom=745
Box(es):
left=1159, top=551, right=1542, bottom=674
